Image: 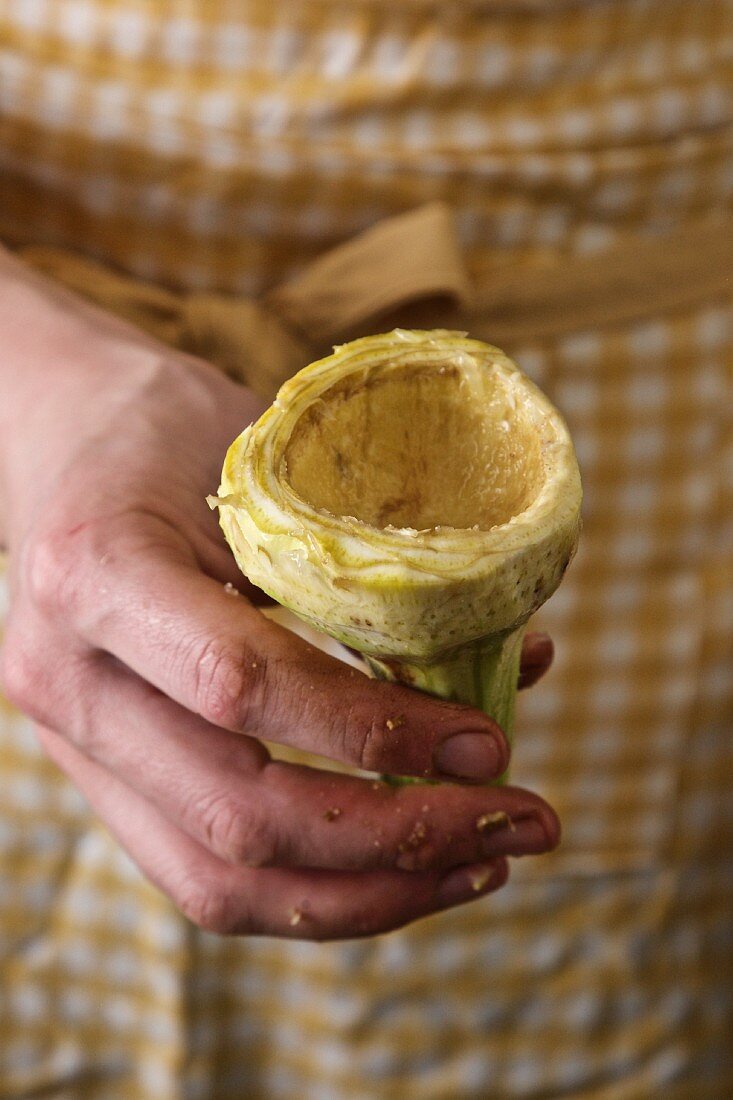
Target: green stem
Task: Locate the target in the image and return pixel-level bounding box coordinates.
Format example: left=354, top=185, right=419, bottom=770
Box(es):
left=366, top=625, right=527, bottom=785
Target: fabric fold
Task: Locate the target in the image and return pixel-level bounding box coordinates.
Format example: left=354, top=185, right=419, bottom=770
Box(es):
left=19, top=202, right=473, bottom=398
left=19, top=205, right=733, bottom=401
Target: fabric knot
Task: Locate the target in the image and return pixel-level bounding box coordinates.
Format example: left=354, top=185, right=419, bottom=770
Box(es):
left=20, top=202, right=472, bottom=400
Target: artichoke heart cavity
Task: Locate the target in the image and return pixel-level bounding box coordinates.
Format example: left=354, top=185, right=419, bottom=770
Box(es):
left=210, top=330, right=581, bottom=667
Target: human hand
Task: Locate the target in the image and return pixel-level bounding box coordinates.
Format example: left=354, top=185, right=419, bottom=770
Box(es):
left=0, top=260, right=559, bottom=940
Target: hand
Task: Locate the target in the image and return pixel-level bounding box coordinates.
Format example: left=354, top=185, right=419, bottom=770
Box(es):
left=0, top=257, right=560, bottom=940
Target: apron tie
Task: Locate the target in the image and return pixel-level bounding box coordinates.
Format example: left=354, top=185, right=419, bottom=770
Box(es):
left=19, top=204, right=733, bottom=398
left=20, top=202, right=472, bottom=399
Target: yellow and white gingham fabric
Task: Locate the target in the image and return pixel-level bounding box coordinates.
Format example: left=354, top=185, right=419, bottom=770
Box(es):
left=1, top=1, right=732, bottom=1097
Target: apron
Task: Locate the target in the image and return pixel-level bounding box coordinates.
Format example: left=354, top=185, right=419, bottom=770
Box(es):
left=1, top=2, right=732, bottom=1096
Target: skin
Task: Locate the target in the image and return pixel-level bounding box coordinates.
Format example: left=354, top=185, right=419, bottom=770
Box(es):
left=0, top=246, right=559, bottom=941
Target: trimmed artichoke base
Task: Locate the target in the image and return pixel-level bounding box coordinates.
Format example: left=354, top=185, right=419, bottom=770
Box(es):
left=210, top=330, right=581, bottom=781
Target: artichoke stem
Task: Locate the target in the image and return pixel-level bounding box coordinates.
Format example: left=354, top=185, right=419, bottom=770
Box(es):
left=366, top=624, right=527, bottom=785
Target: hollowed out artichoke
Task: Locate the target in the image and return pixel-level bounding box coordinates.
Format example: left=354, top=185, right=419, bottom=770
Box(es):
left=209, top=330, right=581, bottom=780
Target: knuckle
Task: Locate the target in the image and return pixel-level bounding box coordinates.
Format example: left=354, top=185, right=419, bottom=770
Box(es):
left=351, top=713, right=390, bottom=773
left=176, top=876, right=244, bottom=935
left=22, top=509, right=177, bottom=624
left=0, top=643, right=41, bottom=716
left=193, top=638, right=264, bottom=730
left=0, top=625, right=95, bottom=733
left=23, top=523, right=96, bottom=618
left=334, top=684, right=425, bottom=775
left=200, top=794, right=276, bottom=867
left=394, top=818, right=441, bottom=872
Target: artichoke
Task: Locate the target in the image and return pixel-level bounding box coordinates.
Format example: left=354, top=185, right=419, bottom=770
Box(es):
left=209, top=330, right=581, bottom=780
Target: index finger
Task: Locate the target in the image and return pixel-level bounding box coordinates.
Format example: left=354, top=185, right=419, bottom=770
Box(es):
left=76, top=545, right=509, bottom=783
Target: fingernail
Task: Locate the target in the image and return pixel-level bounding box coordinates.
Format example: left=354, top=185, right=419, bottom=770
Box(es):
left=481, top=817, right=553, bottom=855
left=437, top=859, right=509, bottom=908
left=434, top=731, right=508, bottom=781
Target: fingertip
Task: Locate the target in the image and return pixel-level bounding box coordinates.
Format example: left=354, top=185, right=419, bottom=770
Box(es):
left=433, top=727, right=510, bottom=783
left=436, top=856, right=510, bottom=909
left=534, top=800, right=562, bottom=850
left=491, top=855, right=510, bottom=890
left=518, top=631, right=554, bottom=689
